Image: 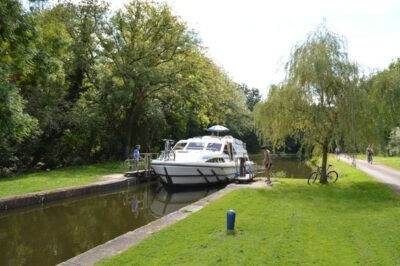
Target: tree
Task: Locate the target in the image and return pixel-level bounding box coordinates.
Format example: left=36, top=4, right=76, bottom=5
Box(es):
left=0, top=0, right=256, bottom=173
left=364, top=59, right=400, bottom=151
left=16, top=0, right=109, bottom=167
left=238, top=83, right=262, bottom=111
left=0, top=0, right=38, bottom=175
left=254, top=25, right=360, bottom=183
left=0, top=70, right=37, bottom=142
left=235, top=83, right=262, bottom=153
left=97, top=0, right=200, bottom=157
left=387, top=127, right=400, bottom=156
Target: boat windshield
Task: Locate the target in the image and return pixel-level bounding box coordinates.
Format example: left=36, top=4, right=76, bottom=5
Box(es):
left=206, top=143, right=222, bottom=152
left=186, top=142, right=205, bottom=150
left=174, top=142, right=187, bottom=150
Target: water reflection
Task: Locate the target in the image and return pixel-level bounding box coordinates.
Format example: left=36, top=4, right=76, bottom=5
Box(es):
left=250, top=154, right=312, bottom=178
left=0, top=182, right=218, bottom=266
left=150, top=186, right=219, bottom=218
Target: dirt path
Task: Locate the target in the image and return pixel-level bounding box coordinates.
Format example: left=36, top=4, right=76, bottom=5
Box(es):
left=339, top=155, right=400, bottom=192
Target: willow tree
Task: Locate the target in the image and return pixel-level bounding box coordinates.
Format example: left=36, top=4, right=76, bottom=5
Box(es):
left=366, top=59, right=400, bottom=149
left=254, top=25, right=360, bottom=183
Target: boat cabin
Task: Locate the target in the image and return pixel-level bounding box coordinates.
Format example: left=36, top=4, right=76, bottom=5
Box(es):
left=172, top=136, right=249, bottom=162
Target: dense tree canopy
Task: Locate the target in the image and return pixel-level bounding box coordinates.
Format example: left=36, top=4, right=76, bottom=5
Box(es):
left=364, top=59, right=400, bottom=145
left=2, top=1, right=400, bottom=177
left=0, top=0, right=253, bottom=175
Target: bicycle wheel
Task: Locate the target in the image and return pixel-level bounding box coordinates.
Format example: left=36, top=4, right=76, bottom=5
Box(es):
left=327, top=171, right=339, bottom=183
left=167, top=150, right=176, bottom=161
left=308, top=172, right=318, bottom=185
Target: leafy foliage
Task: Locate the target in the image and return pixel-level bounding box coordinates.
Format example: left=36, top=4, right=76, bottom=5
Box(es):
left=0, top=0, right=38, bottom=175
left=0, top=0, right=253, bottom=175
left=254, top=25, right=361, bottom=182
left=238, top=83, right=262, bottom=111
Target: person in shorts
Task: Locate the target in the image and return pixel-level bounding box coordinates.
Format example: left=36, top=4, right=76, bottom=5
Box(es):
left=262, top=146, right=272, bottom=184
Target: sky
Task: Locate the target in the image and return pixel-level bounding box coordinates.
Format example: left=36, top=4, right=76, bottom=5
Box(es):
left=159, top=0, right=400, bottom=96
left=28, top=0, right=400, bottom=96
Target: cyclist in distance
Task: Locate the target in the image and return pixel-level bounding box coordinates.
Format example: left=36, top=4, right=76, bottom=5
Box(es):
left=366, top=145, right=373, bottom=164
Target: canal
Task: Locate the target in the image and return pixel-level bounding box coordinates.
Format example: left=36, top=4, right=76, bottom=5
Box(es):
left=250, top=154, right=313, bottom=179
left=0, top=156, right=311, bottom=265
left=0, top=182, right=219, bottom=266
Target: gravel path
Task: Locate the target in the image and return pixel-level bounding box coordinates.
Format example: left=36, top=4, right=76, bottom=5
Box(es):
left=339, top=155, right=400, bottom=192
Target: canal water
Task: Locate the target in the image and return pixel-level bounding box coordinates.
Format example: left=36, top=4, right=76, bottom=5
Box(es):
left=0, top=182, right=219, bottom=266
left=250, top=154, right=313, bottom=179
left=0, top=157, right=310, bottom=265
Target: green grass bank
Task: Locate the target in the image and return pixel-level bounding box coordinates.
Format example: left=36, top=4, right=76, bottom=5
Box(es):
left=355, top=154, right=400, bottom=170
left=99, top=160, right=400, bottom=265
left=0, top=162, right=125, bottom=198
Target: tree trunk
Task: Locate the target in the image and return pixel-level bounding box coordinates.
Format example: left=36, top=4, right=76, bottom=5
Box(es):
left=124, top=112, right=136, bottom=159
left=124, top=104, right=138, bottom=158
left=320, top=140, right=329, bottom=184
left=125, top=126, right=133, bottom=159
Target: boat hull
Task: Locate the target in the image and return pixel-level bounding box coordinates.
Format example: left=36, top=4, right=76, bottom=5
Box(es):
left=151, top=161, right=237, bottom=186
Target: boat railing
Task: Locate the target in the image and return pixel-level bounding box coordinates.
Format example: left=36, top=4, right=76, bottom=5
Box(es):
left=234, top=154, right=256, bottom=180
left=159, top=150, right=176, bottom=161
left=125, top=153, right=159, bottom=174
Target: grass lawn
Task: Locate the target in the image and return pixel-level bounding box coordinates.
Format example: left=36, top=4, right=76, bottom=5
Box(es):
left=98, top=160, right=400, bottom=265
left=0, top=161, right=126, bottom=198
left=355, top=154, right=400, bottom=170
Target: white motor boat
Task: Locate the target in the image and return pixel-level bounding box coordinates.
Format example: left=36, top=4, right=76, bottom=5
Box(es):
left=151, top=134, right=255, bottom=186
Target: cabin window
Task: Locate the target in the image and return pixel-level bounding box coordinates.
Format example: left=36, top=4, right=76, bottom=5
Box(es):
left=174, top=142, right=187, bottom=150
left=206, top=157, right=225, bottom=163
left=186, top=142, right=205, bottom=150
left=206, top=143, right=222, bottom=152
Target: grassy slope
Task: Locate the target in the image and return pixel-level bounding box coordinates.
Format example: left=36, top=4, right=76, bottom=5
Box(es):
left=0, top=162, right=125, bottom=198
left=371, top=156, right=400, bottom=170
left=356, top=154, right=400, bottom=170
left=99, top=160, right=400, bottom=266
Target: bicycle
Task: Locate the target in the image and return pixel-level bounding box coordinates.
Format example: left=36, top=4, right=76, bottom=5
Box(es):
left=159, top=139, right=176, bottom=161
left=367, top=154, right=373, bottom=164
left=308, top=164, right=339, bottom=184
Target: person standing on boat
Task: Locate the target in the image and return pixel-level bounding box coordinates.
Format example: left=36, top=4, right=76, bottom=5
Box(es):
left=133, top=145, right=141, bottom=171
left=262, top=146, right=272, bottom=185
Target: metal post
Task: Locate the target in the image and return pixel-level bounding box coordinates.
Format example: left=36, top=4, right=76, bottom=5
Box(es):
left=227, top=210, right=236, bottom=234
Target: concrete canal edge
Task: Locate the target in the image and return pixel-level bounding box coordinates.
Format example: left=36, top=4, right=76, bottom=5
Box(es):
left=0, top=174, right=142, bottom=211
left=59, top=179, right=273, bottom=266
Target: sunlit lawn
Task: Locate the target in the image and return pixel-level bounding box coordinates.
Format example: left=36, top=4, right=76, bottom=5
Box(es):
left=99, top=160, right=400, bottom=265
left=355, top=154, right=400, bottom=170
left=0, top=162, right=126, bottom=198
